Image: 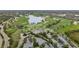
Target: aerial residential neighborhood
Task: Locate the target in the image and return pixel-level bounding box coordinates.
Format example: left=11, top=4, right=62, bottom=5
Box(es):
left=0, top=10, right=79, bottom=48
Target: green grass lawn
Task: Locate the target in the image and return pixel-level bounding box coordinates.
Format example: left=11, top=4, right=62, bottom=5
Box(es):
left=67, top=31, right=79, bottom=47
left=4, top=16, right=30, bottom=47
left=57, top=24, right=79, bottom=33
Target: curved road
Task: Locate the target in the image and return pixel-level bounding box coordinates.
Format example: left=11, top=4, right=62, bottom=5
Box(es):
left=0, top=24, right=10, bottom=48
left=0, top=34, right=3, bottom=47
left=17, top=34, right=25, bottom=47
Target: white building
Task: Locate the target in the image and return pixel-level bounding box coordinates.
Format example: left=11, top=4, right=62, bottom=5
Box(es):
left=73, top=21, right=78, bottom=25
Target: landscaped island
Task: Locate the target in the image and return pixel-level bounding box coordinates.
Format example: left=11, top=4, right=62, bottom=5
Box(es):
left=0, top=10, right=79, bottom=48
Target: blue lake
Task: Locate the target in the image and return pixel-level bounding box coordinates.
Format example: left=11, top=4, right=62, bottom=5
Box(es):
left=28, top=15, right=43, bottom=24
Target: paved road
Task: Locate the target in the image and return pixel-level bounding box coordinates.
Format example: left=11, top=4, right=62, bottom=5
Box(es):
left=0, top=24, right=10, bottom=48
left=17, top=34, right=25, bottom=48
left=0, top=34, right=3, bottom=47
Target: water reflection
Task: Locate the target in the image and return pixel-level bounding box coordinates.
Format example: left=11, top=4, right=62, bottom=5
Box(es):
left=28, top=15, right=43, bottom=24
